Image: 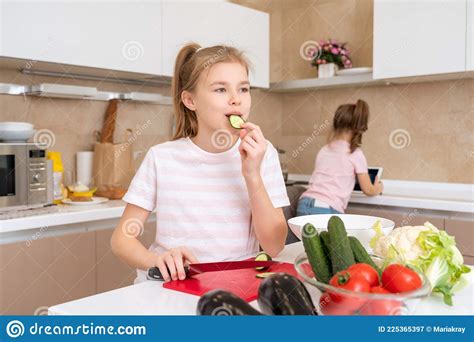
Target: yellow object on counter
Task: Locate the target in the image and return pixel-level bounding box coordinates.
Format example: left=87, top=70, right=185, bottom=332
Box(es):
left=47, top=151, right=67, bottom=204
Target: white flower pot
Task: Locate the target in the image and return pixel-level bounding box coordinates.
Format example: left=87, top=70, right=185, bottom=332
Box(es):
left=318, top=63, right=338, bottom=78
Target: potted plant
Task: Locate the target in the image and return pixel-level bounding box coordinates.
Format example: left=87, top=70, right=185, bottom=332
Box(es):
left=306, top=39, right=353, bottom=78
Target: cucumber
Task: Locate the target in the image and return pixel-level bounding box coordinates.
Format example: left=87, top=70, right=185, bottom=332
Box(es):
left=228, top=114, right=245, bottom=129
left=302, top=223, right=332, bottom=284
left=255, top=251, right=272, bottom=271
left=349, top=236, right=381, bottom=274
left=327, top=216, right=355, bottom=274
left=319, top=231, right=333, bottom=277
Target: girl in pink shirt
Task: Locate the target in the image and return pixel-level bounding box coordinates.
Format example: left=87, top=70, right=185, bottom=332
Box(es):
left=297, top=99, right=383, bottom=216
left=111, top=43, right=289, bottom=283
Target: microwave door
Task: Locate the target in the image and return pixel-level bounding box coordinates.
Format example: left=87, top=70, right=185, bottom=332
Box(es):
left=0, top=147, right=27, bottom=208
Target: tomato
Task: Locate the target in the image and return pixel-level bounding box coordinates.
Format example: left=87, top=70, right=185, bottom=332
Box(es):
left=329, top=270, right=371, bottom=311
left=319, top=292, right=354, bottom=315
left=347, top=263, right=380, bottom=287
left=382, top=264, right=422, bottom=293
left=359, top=286, right=402, bottom=315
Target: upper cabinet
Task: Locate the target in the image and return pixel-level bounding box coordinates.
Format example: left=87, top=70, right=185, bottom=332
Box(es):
left=373, top=0, right=467, bottom=79
left=0, top=1, right=163, bottom=75
left=467, top=0, right=474, bottom=71
left=0, top=1, right=270, bottom=87
left=161, top=1, right=269, bottom=88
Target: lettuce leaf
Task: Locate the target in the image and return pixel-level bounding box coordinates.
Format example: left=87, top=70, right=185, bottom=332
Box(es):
left=411, top=223, right=471, bottom=306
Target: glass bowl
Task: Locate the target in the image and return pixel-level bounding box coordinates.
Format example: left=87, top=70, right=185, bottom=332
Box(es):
left=294, top=252, right=431, bottom=315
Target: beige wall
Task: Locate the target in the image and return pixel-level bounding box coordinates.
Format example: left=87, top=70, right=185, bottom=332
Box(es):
left=0, top=0, right=472, bottom=184
left=0, top=68, right=174, bottom=182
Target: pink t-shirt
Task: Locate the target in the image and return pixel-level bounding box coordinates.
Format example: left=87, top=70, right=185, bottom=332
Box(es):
left=123, top=137, right=290, bottom=283
left=301, top=140, right=368, bottom=213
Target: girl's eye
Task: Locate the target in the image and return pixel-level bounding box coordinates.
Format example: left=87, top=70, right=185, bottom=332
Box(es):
left=240, top=88, right=249, bottom=93
left=215, top=88, right=226, bottom=93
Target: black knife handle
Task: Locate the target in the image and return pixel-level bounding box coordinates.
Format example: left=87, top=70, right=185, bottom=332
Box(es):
left=146, top=266, right=189, bottom=281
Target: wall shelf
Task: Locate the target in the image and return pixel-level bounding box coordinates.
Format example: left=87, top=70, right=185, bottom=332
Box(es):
left=267, top=71, right=473, bottom=93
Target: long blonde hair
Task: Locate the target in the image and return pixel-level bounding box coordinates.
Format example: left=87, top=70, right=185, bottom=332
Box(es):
left=328, top=99, right=370, bottom=153
left=171, top=43, right=252, bottom=140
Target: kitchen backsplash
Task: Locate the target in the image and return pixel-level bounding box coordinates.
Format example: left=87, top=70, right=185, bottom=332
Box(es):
left=0, top=0, right=472, bottom=184
left=232, top=0, right=474, bottom=184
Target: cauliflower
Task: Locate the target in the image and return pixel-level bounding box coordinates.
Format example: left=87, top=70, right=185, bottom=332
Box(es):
left=371, top=221, right=470, bottom=306
left=373, top=224, right=437, bottom=262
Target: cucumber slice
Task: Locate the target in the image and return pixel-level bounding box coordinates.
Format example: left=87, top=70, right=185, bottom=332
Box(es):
left=228, top=115, right=245, bottom=129
left=256, top=272, right=276, bottom=279
left=255, top=251, right=272, bottom=271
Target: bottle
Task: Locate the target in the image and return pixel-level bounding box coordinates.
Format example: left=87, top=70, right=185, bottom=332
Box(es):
left=47, top=151, right=67, bottom=204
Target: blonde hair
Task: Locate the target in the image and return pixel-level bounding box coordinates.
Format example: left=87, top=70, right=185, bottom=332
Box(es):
left=171, top=43, right=252, bottom=140
left=328, top=99, right=370, bottom=153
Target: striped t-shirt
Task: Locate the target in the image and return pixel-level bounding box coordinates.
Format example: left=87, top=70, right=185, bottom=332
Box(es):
left=122, top=137, right=290, bottom=283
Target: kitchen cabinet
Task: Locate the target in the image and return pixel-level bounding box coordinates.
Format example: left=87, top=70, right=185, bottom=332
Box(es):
left=1, top=1, right=163, bottom=75
left=95, top=221, right=156, bottom=294
left=345, top=205, right=444, bottom=229
left=162, top=1, right=269, bottom=88
left=1, top=1, right=269, bottom=86
left=373, top=0, right=467, bottom=79
left=0, top=220, right=156, bottom=314
left=445, top=218, right=474, bottom=257
left=0, top=230, right=96, bottom=315
left=346, top=204, right=474, bottom=262
left=467, top=0, right=474, bottom=70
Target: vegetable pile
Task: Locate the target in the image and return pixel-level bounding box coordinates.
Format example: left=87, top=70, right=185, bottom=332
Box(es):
left=302, top=216, right=425, bottom=315
left=371, top=221, right=471, bottom=305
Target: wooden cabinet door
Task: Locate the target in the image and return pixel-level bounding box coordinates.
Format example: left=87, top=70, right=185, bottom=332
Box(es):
left=96, top=221, right=156, bottom=294
left=1, top=1, right=162, bottom=75
left=0, top=230, right=96, bottom=315
left=162, top=1, right=269, bottom=87
left=445, top=218, right=474, bottom=257
left=373, top=0, right=467, bottom=79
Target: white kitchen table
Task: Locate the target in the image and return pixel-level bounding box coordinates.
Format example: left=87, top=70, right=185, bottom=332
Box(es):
left=49, top=242, right=474, bottom=315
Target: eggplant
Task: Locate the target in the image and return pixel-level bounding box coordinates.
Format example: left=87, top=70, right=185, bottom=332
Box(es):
left=197, top=289, right=262, bottom=316
left=257, top=273, right=317, bottom=315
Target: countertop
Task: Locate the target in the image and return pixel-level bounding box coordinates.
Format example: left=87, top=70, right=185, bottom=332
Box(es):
left=0, top=200, right=128, bottom=234
left=288, top=174, right=474, bottom=214
left=48, top=242, right=474, bottom=316
left=1, top=176, right=472, bottom=237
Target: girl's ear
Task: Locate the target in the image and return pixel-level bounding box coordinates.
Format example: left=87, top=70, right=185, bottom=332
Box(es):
left=181, top=90, right=196, bottom=111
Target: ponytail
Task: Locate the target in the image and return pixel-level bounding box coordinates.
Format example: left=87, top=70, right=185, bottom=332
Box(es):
left=171, top=43, right=201, bottom=140
left=330, top=99, right=370, bottom=153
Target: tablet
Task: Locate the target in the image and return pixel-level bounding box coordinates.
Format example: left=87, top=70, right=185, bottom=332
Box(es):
left=354, top=167, right=383, bottom=193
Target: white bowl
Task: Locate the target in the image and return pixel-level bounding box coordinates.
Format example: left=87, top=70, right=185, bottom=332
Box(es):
left=288, top=214, right=394, bottom=252
left=0, top=129, right=36, bottom=142
left=0, top=122, right=34, bottom=131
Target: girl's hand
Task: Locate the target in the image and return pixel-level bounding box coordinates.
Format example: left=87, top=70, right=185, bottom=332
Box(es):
left=154, top=247, right=198, bottom=282
left=238, top=122, right=267, bottom=180
left=374, top=177, right=384, bottom=195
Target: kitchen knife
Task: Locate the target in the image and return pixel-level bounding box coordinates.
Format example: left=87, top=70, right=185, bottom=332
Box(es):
left=147, top=260, right=280, bottom=281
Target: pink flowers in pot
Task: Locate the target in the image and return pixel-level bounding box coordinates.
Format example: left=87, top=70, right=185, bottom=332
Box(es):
left=307, top=38, right=353, bottom=69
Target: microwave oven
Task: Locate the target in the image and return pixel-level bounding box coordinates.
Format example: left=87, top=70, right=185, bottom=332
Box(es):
left=0, top=143, right=53, bottom=212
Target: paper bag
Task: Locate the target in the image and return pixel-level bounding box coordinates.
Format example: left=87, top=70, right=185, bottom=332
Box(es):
left=93, top=142, right=134, bottom=199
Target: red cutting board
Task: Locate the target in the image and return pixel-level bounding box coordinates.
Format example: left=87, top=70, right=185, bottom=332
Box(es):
left=163, top=262, right=300, bottom=302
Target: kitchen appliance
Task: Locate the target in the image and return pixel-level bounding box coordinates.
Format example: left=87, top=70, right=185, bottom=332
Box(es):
left=0, top=143, right=54, bottom=212
left=160, top=260, right=300, bottom=302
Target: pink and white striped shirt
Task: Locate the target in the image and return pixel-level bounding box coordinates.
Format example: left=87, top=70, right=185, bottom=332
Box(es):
left=122, top=137, right=289, bottom=283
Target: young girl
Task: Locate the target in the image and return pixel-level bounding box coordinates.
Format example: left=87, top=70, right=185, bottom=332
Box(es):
left=111, top=43, right=290, bottom=283
left=297, top=99, right=383, bottom=216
